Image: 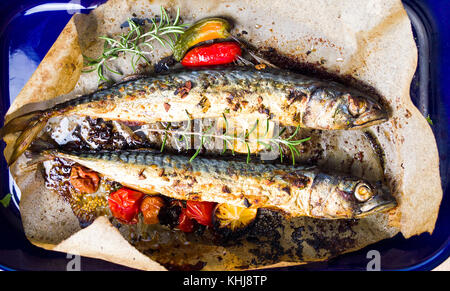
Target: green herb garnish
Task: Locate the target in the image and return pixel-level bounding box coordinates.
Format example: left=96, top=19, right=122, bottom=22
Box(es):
left=426, top=115, right=433, bottom=125
left=0, top=193, right=12, bottom=208
left=160, top=122, right=171, bottom=152
left=83, top=6, right=188, bottom=82
left=143, top=115, right=310, bottom=164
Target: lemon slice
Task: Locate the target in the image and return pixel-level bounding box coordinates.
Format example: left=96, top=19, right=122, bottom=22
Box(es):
left=215, top=204, right=257, bottom=231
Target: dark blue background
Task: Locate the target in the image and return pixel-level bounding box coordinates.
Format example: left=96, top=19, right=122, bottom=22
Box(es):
left=0, top=0, right=448, bottom=271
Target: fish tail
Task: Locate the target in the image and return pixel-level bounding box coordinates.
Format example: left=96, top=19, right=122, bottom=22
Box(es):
left=2, top=111, right=50, bottom=166
left=0, top=110, right=43, bottom=138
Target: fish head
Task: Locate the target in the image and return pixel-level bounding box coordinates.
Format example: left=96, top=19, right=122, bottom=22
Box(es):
left=352, top=181, right=397, bottom=218
left=308, top=174, right=397, bottom=219
left=334, top=93, right=388, bottom=129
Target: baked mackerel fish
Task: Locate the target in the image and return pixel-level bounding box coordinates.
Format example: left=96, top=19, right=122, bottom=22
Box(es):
left=46, top=149, right=397, bottom=219
left=1, top=67, right=389, bottom=165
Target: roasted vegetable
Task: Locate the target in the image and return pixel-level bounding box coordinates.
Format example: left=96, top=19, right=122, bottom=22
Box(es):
left=181, top=42, right=241, bottom=67
left=69, top=166, right=100, bottom=194
left=178, top=207, right=195, bottom=232
left=158, top=200, right=182, bottom=228
left=108, top=187, right=144, bottom=224
left=214, top=204, right=257, bottom=231
left=140, top=195, right=165, bottom=224
left=186, top=200, right=216, bottom=226
left=173, top=17, right=231, bottom=61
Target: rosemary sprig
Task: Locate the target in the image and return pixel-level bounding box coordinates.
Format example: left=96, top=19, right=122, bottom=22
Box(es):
left=160, top=122, right=171, bottom=152
left=189, top=123, right=214, bottom=163
left=140, top=116, right=311, bottom=164
left=270, top=124, right=311, bottom=165
left=83, top=6, right=187, bottom=82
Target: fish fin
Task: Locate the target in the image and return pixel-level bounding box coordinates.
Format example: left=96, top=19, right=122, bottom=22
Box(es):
left=230, top=35, right=279, bottom=69
left=246, top=51, right=279, bottom=69
left=120, top=74, right=149, bottom=83
left=18, top=151, right=51, bottom=174
left=0, top=110, right=43, bottom=138
left=27, top=137, right=57, bottom=153
left=7, top=117, right=48, bottom=166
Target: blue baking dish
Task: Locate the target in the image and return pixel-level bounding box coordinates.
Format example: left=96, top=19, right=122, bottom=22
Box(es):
left=0, top=0, right=448, bottom=271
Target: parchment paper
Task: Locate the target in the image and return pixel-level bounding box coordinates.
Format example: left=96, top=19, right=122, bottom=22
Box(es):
left=3, top=0, right=442, bottom=270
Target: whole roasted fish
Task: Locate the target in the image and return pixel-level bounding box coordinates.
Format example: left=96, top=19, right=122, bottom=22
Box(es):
left=46, top=149, right=396, bottom=219
left=1, top=67, right=389, bottom=165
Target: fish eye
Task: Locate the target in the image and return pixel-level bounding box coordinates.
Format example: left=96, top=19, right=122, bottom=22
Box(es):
left=354, top=182, right=373, bottom=202
left=348, top=96, right=367, bottom=116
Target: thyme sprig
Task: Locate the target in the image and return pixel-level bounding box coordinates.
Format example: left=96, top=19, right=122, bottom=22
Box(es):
left=140, top=116, right=311, bottom=164
left=83, top=6, right=187, bottom=82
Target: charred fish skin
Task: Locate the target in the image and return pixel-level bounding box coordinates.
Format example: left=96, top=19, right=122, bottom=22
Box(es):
left=2, top=67, right=388, bottom=165
left=48, top=149, right=396, bottom=219
left=60, top=67, right=388, bottom=129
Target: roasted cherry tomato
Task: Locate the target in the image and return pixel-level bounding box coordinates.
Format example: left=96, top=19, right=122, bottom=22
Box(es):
left=69, top=166, right=100, bottom=194
left=140, top=195, right=165, bottom=225
left=108, top=187, right=144, bottom=224
left=178, top=208, right=195, bottom=232
left=185, top=201, right=216, bottom=227
left=181, top=42, right=242, bottom=67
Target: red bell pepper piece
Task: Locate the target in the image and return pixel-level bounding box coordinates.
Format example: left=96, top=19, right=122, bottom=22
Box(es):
left=181, top=42, right=242, bottom=67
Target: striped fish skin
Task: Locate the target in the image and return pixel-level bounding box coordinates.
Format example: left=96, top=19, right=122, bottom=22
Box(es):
left=47, top=149, right=397, bottom=219
left=48, top=67, right=388, bottom=129
left=2, top=67, right=388, bottom=165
